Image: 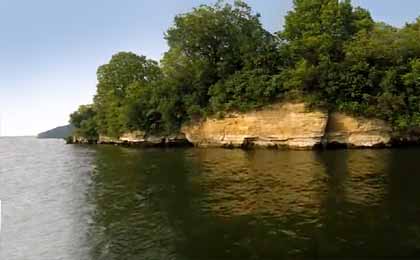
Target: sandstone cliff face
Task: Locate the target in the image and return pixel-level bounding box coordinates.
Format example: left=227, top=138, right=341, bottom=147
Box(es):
left=182, top=103, right=329, bottom=149
left=82, top=102, right=397, bottom=149
left=324, top=113, right=392, bottom=148
left=98, top=135, right=121, bottom=144
left=119, top=131, right=146, bottom=142
left=181, top=102, right=394, bottom=149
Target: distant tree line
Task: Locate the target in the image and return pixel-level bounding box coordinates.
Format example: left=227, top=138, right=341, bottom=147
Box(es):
left=70, top=0, right=420, bottom=139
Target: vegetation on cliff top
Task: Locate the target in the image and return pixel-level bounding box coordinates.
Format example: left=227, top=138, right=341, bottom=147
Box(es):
left=71, top=0, right=420, bottom=139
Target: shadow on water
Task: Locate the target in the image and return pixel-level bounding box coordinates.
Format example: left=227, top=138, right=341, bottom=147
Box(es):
left=85, top=146, right=420, bottom=259
left=310, top=149, right=420, bottom=258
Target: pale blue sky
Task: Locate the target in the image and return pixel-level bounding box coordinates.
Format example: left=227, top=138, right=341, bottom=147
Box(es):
left=1, top=0, right=420, bottom=136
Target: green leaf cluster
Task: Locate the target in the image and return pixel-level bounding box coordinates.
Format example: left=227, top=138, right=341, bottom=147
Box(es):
left=69, top=105, right=98, bottom=139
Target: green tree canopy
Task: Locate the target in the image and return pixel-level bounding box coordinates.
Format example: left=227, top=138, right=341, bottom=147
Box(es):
left=69, top=105, right=98, bottom=139
left=163, top=0, right=280, bottom=117
left=70, top=1, right=420, bottom=139
left=282, top=0, right=373, bottom=64
left=94, top=52, right=162, bottom=136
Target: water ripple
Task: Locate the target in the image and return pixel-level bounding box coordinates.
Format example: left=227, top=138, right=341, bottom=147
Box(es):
left=2, top=138, right=420, bottom=259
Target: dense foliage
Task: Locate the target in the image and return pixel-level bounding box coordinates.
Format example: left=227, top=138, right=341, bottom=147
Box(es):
left=69, top=105, right=98, bottom=139
left=71, top=0, right=420, bottom=139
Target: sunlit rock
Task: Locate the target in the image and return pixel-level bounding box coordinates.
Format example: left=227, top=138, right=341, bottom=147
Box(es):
left=324, top=113, right=392, bottom=148
left=182, top=102, right=329, bottom=149
left=119, top=131, right=146, bottom=143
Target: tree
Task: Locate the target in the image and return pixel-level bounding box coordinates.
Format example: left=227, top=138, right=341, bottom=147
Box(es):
left=282, top=0, right=373, bottom=64
left=94, top=52, right=162, bottom=136
left=163, top=0, right=279, bottom=117
left=69, top=105, right=98, bottom=139
left=278, top=0, right=376, bottom=110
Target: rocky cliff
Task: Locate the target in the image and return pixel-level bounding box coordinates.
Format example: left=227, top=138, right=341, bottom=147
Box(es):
left=324, top=113, right=392, bottom=148
left=71, top=135, right=96, bottom=144
left=72, top=102, right=402, bottom=149
left=182, top=102, right=394, bottom=149
left=182, top=103, right=328, bottom=149
left=97, top=131, right=191, bottom=147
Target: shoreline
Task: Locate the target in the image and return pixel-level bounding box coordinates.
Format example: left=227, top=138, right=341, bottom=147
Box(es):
left=66, top=137, right=420, bottom=150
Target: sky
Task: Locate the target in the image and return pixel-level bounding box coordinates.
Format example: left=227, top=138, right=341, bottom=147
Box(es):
left=1, top=0, right=420, bottom=136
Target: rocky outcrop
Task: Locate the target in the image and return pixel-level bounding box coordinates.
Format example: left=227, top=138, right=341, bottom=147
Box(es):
left=98, top=135, right=121, bottom=144
left=97, top=133, right=191, bottom=147
left=70, top=135, right=96, bottom=144
left=182, top=103, right=329, bottom=149
left=323, top=113, right=392, bottom=148
left=71, top=102, right=414, bottom=149
left=181, top=102, right=395, bottom=149
left=120, top=131, right=145, bottom=142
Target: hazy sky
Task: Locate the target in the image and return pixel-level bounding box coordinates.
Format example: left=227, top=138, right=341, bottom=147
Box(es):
left=1, top=0, right=420, bottom=136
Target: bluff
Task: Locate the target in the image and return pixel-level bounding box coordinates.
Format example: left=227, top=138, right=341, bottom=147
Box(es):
left=182, top=103, right=328, bottom=149
left=181, top=102, right=395, bottom=149
left=73, top=102, right=414, bottom=149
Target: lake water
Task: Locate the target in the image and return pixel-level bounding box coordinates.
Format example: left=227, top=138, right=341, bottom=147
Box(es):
left=1, top=137, right=420, bottom=259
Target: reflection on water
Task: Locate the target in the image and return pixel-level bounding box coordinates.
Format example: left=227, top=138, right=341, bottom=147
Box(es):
left=88, top=147, right=420, bottom=259
left=2, top=138, right=420, bottom=259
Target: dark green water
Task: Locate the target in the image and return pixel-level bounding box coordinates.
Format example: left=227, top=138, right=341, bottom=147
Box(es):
left=1, top=137, right=420, bottom=259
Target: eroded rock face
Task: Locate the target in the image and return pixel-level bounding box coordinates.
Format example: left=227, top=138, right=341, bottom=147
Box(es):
left=324, top=113, right=392, bottom=148
left=98, top=135, right=121, bottom=144
left=181, top=102, right=396, bottom=149
left=78, top=102, right=398, bottom=149
left=182, top=103, right=329, bottom=149
left=97, top=132, right=191, bottom=147
left=71, top=136, right=96, bottom=144
left=120, top=131, right=146, bottom=142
